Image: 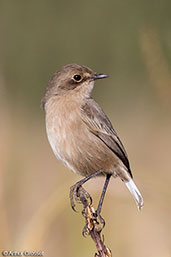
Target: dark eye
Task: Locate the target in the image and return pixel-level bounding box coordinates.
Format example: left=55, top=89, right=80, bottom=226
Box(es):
left=73, top=74, right=82, bottom=82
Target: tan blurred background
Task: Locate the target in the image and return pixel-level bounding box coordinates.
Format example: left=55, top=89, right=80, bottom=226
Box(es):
left=0, top=1, right=171, bottom=256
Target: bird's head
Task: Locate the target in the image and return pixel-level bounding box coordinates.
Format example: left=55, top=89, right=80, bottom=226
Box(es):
left=41, top=64, right=108, bottom=108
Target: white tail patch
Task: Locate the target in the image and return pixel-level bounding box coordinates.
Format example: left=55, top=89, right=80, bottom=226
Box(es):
left=125, top=179, right=144, bottom=210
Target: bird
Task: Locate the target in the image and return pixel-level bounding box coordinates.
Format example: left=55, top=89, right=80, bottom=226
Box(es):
left=41, top=63, right=143, bottom=217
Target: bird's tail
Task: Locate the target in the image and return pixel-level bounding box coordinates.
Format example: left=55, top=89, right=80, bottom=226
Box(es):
left=125, top=179, right=144, bottom=210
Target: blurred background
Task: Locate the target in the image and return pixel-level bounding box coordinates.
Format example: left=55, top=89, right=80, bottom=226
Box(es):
left=0, top=0, right=171, bottom=256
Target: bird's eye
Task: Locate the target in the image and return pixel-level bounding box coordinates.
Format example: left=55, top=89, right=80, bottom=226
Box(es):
left=73, top=74, right=82, bottom=82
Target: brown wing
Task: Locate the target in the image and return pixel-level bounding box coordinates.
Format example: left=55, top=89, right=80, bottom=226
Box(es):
left=81, top=98, right=133, bottom=178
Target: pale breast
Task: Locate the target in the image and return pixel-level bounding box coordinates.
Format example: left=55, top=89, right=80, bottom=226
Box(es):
left=45, top=96, right=120, bottom=177
left=45, top=96, right=80, bottom=172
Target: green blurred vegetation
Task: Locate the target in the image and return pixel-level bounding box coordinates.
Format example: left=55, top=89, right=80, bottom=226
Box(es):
left=1, top=0, right=171, bottom=108
left=0, top=1, right=171, bottom=257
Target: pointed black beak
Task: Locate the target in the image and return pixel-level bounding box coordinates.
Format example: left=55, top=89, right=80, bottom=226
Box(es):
left=92, top=73, right=109, bottom=80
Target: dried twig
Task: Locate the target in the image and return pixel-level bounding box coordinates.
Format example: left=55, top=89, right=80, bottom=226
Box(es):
left=78, top=187, right=112, bottom=257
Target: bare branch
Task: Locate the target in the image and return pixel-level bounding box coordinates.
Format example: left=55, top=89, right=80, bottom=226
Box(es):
left=78, top=187, right=112, bottom=257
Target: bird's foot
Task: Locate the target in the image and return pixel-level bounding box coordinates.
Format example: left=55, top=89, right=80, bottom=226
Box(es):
left=70, top=181, right=105, bottom=237
left=70, top=182, right=92, bottom=212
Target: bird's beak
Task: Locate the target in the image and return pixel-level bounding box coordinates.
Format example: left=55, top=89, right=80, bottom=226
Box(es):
left=92, top=73, right=109, bottom=80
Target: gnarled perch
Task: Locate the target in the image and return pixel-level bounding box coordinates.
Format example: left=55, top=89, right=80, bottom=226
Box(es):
left=77, top=186, right=112, bottom=257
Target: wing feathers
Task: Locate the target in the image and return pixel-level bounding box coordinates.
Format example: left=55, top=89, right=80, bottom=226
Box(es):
left=81, top=99, right=132, bottom=177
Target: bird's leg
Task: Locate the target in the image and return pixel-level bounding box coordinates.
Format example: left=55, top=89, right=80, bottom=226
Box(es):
left=70, top=169, right=104, bottom=212
left=95, top=174, right=112, bottom=226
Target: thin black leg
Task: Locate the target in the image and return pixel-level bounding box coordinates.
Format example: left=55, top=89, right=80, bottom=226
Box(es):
left=96, top=174, right=112, bottom=216
left=75, top=169, right=105, bottom=188
left=70, top=169, right=104, bottom=211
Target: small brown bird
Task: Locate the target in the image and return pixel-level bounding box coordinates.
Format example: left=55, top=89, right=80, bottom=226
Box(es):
left=41, top=64, right=143, bottom=216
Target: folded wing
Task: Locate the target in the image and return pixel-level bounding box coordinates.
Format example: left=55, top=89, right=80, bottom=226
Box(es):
left=80, top=98, right=133, bottom=178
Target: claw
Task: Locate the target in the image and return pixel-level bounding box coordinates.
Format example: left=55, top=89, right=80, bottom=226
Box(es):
left=82, top=223, right=89, bottom=237
left=98, top=214, right=105, bottom=228
left=70, top=185, right=79, bottom=212
left=70, top=183, right=92, bottom=212
left=71, top=204, right=77, bottom=212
